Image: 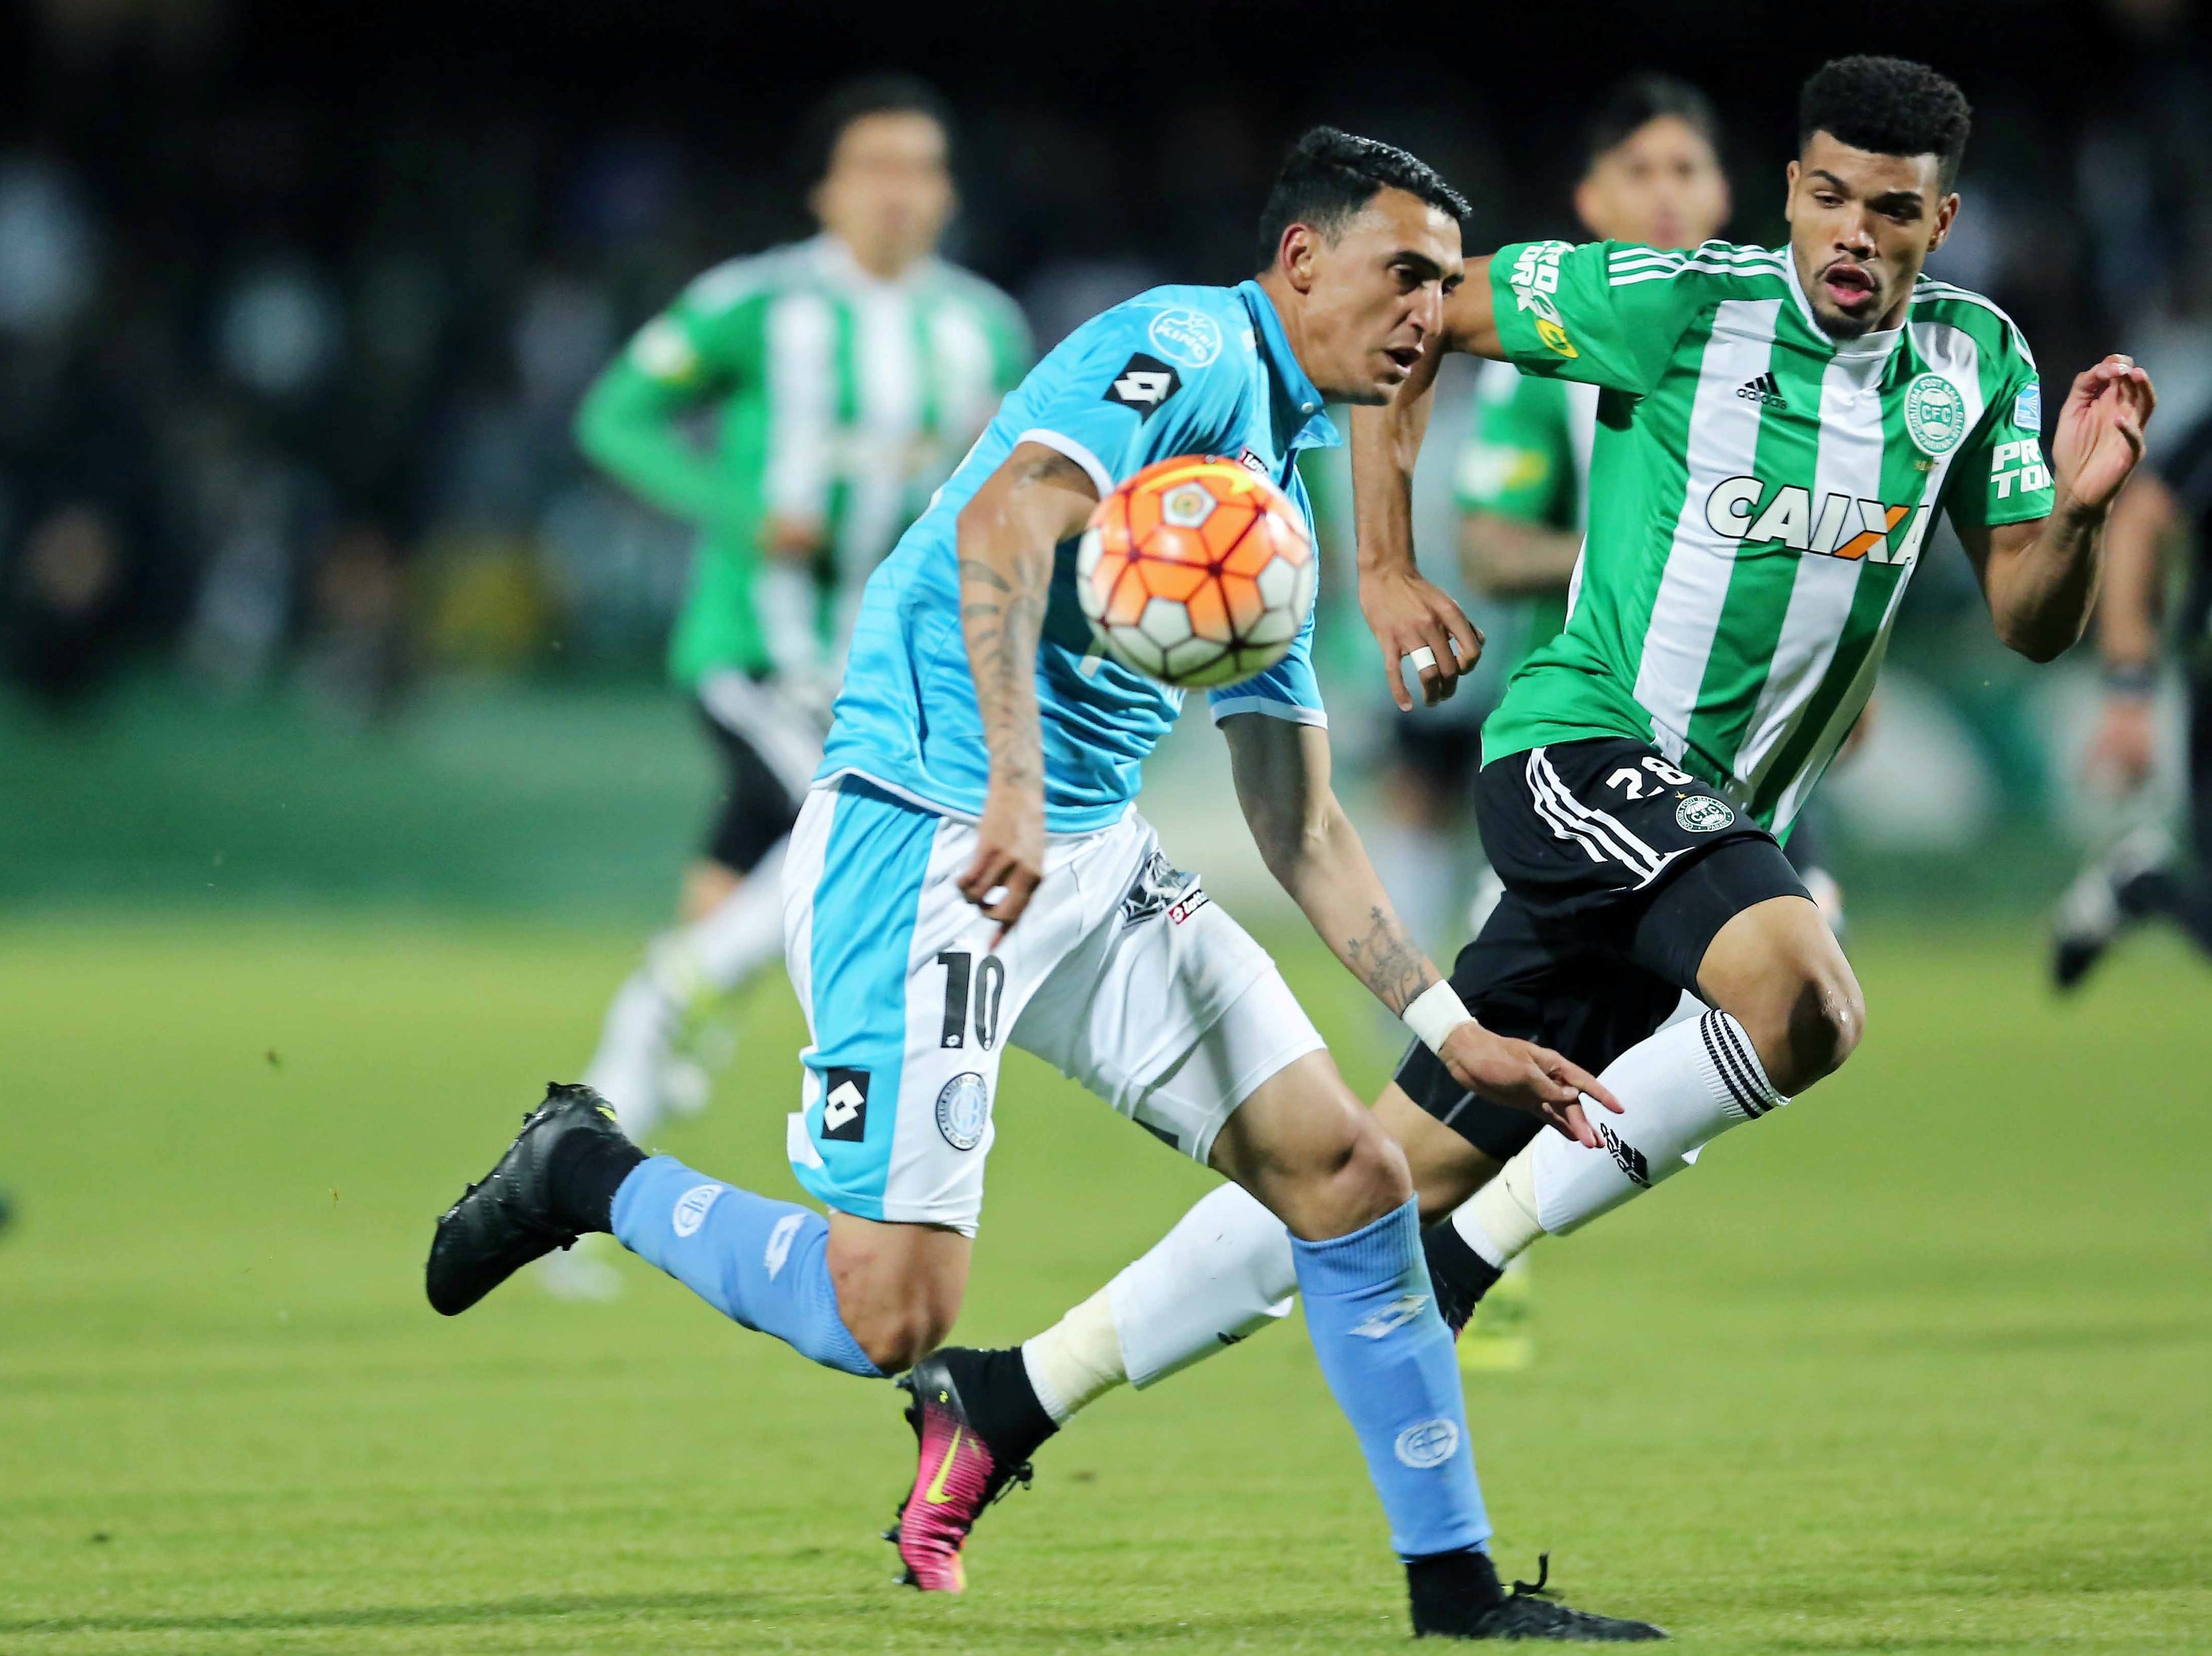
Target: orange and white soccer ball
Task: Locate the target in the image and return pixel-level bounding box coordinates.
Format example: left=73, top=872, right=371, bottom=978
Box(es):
left=1075, top=455, right=1317, bottom=689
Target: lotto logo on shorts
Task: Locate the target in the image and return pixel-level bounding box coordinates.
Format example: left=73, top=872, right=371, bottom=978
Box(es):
left=819, top=1068, right=870, bottom=1143
left=1394, top=1418, right=1461, bottom=1469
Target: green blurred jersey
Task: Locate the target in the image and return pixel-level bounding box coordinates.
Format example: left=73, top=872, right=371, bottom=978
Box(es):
left=577, top=234, right=1029, bottom=686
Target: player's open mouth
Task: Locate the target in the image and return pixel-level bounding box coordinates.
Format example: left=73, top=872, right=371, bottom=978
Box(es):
left=1384, top=346, right=1422, bottom=374
left=1821, top=263, right=1877, bottom=307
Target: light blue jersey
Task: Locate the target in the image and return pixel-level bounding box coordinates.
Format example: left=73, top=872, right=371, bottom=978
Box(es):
left=818, top=278, right=1339, bottom=832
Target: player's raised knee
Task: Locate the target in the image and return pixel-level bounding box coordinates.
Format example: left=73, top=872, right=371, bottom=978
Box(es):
left=1760, top=964, right=1864, bottom=1095
left=1308, top=1109, right=1414, bottom=1236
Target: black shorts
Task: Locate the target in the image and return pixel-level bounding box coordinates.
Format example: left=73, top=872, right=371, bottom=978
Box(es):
left=694, top=670, right=820, bottom=876
left=1394, top=736, right=1810, bottom=1160
left=1390, top=715, right=1484, bottom=802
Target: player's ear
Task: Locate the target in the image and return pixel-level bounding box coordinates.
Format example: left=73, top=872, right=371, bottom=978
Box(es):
left=1279, top=223, right=1319, bottom=293
left=1926, top=192, right=1961, bottom=254
left=1571, top=175, right=1601, bottom=238
left=1781, top=159, right=1800, bottom=226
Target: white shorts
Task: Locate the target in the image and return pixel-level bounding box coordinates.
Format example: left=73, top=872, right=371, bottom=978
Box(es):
left=779, top=776, right=1325, bottom=1235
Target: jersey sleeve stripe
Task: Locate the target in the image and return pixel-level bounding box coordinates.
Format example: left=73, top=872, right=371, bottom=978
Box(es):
left=1206, top=696, right=1327, bottom=728
left=1911, top=279, right=2036, bottom=364
left=1611, top=257, right=1785, bottom=288
left=1014, top=427, right=1114, bottom=498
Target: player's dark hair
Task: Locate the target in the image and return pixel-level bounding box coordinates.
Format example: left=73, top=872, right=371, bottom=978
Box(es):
left=796, top=74, right=954, bottom=185
left=1584, top=72, right=1721, bottom=171
left=1797, top=55, right=1971, bottom=190
left=1254, top=127, right=1470, bottom=272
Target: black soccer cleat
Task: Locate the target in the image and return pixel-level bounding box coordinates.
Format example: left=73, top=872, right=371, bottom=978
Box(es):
left=1410, top=1551, right=1666, bottom=1642
left=425, top=1082, right=632, bottom=1316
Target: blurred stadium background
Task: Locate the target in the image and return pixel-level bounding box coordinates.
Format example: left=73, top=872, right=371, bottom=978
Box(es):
left=8, top=0, right=2212, bottom=910
left=3, top=1, right=2209, bottom=1651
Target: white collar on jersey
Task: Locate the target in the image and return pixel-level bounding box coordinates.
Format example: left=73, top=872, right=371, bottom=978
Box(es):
left=809, top=231, right=936, bottom=295
left=1783, top=250, right=1907, bottom=361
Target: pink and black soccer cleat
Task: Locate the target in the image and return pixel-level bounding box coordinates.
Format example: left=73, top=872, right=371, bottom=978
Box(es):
left=887, top=1350, right=1034, bottom=1592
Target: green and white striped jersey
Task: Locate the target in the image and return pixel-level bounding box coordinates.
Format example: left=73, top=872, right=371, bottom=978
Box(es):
left=578, top=234, right=1029, bottom=686
left=1481, top=238, right=2053, bottom=834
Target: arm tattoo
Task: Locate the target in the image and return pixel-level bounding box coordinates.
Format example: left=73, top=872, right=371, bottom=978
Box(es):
left=1343, top=904, right=1438, bottom=1015
left=959, top=448, right=1090, bottom=789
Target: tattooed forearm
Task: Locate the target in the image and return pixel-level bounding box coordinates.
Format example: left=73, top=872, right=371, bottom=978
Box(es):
left=1343, top=904, right=1438, bottom=1014
left=959, top=549, right=1049, bottom=786
left=956, top=444, right=1097, bottom=791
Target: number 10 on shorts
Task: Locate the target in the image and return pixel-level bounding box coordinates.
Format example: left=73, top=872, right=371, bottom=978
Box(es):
left=937, top=951, right=1005, bottom=1051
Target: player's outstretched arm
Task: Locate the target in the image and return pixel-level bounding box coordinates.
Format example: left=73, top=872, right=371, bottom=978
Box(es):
left=954, top=442, right=1098, bottom=941
left=1350, top=343, right=1483, bottom=712
left=1962, top=355, right=2157, bottom=663
left=1220, top=711, right=1614, bottom=1143
left=2083, top=468, right=2174, bottom=790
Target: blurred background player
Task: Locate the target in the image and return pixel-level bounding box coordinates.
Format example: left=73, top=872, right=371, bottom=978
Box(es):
left=555, top=77, right=1027, bottom=1295
left=2051, top=400, right=2212, bottom=984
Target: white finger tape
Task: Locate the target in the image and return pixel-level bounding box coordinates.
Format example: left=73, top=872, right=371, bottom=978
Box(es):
left=1407, top=645, right=1438, bottom=674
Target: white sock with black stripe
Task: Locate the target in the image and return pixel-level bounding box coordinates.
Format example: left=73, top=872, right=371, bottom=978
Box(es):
left=1456, top=1010, right=1787, bottom=1262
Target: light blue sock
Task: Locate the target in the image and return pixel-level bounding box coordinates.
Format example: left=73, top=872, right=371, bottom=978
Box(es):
left=1291, top=1197, right=1490, bottom=1558
left=611, top=1155, right=880, bottom=1379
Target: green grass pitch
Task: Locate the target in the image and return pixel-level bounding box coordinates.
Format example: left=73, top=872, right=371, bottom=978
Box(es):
left=1, top=914, right=2207, bottom=1653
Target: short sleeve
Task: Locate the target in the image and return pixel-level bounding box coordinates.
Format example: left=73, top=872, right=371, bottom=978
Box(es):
left=1206, top=599, right=1325, bottom=728
left=1489, top=240, right=1718, bottom=397
left=616, top=262, right=768, bottom=396
left=1949, top=355, right=2056, bottom=529
left=1012, top=308, right=1243, bottom=497
left=1455, top=364, right=1576, bottom=528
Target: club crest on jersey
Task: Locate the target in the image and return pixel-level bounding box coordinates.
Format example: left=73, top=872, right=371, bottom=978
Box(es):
left=934, top=1072, right=990, bottom=1152
left=1146, top=306, right=1222, bottom=368
left=1903, top=372, right=1967, bottom=457
left=1676, top=794, right=1734, bottom=834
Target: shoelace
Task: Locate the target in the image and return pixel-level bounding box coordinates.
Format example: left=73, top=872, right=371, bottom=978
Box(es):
left=1510, top=1553, right=1552, bottom=1599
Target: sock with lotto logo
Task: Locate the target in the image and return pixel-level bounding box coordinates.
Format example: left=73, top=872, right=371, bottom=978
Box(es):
left=610, top=1154, right=880, bottom=1378
left=1291, top=1197, right=1489, bottom=1559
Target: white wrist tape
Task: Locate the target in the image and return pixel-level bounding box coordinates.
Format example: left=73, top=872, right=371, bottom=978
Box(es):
left=1403, top=979, right=1475, bottom=1054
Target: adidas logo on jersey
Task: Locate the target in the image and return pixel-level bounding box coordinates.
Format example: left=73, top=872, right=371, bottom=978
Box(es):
left=1735, top=372, right=1787, bottom=410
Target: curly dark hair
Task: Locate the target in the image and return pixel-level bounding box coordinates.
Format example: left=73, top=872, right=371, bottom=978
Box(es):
left=1798, top=56, right=1971, bottom=189
left=1254, top=127, right=1470, bottom=272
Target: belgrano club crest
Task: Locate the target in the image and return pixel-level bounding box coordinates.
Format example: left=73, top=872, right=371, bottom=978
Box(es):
left=1903, top=371, right=1968, bottom=457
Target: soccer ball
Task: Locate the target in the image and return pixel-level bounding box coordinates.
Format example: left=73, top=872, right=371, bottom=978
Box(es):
left=1076, top=455, right=1317, bottom=689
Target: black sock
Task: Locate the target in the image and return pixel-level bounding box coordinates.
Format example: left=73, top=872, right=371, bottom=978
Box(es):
left=1423, top=1220, right=1503, bottom=1337
left=949, top=1346, right=1059, bottom=1463
left=547, top=1130, right=644, bottom=1234
left=1407, top=1546, right=1504, bottom=1628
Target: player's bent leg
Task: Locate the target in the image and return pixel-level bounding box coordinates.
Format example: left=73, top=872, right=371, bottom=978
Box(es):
left=425, top=1084, right=886, bottom=1378
left=1206, top=1049, right=1411, bottom=1236
left=1693, top=893, right=1863, bottom=1095
left=824, top=1211, right=967, bottom=1374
